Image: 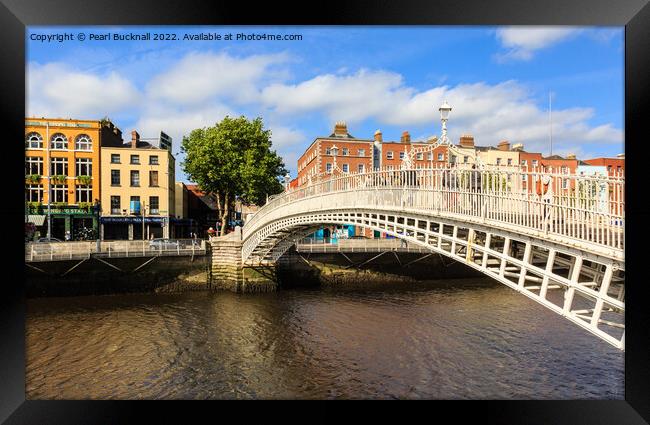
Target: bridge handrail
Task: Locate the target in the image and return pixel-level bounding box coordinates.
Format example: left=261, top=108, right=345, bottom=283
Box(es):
left=244, top=165, right=624, bottom=252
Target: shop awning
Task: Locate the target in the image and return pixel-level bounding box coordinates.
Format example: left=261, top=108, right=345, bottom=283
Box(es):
left=26, top=215, right=46, bottom=225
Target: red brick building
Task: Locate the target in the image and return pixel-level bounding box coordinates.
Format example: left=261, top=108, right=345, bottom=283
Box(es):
left=583, top=155, right=625, bottom=177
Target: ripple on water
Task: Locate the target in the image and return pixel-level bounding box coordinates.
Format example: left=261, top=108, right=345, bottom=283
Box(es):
left=26, top=280, right=624, bottom=399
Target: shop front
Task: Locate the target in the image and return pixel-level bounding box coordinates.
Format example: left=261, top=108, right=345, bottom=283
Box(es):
left=25, top=205, right=99, bottom=240
left=100, top=216, right=171, bottom=240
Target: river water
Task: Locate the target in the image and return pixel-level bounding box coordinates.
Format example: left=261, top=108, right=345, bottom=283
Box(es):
left=26, top=278, right=624, bottom=399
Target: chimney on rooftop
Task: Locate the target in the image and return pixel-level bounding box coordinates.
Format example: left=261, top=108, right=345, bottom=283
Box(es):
left=497, top=140, right=510, bottom=151
left=131, top=130, right=140, bottom=148
left=333, top=121, right=348, bottom=137
left=459, top=134, right=475, bottom=148
left=617, top=153, right=625, bottom=159
left=512, top=143, right=524, bottom=151
left=566, top=153, right=576, bottom=160
left=400, top=131, right=411, bottom=143
left=374, top=129, right=383, bottom=142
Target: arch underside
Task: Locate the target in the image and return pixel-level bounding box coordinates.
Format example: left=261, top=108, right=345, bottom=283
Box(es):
left=243, top=209, right=625, bottom=350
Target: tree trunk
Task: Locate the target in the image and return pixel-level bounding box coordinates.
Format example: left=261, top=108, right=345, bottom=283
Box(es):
left=220, top=192, right=230, bottom=236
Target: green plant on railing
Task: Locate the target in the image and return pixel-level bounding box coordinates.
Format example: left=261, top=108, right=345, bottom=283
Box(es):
left=26, top=174, right=41, bottom=183
left=53, top=202, right=67, bottom=209
left=78, top=202, right=93, bottom=212
left=77, top=175, right=92, bottom=185
left=51, top=175, right=67, bottom=184
left=26, top=201, right=42, bottom=212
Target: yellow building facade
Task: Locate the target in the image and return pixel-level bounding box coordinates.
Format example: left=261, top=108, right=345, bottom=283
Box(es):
left=100, top=131, right=176, bottom=240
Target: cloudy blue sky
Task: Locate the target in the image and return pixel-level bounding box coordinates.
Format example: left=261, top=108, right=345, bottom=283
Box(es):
left=26, top=26, right=624, bottom=182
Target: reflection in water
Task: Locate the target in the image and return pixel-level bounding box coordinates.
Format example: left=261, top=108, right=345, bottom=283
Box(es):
left=26, top=278, right=624, bottom=399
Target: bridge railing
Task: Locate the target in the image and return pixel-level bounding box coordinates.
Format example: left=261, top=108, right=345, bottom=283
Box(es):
left=25, top=239, right=207, bottom=262
left=244, top=165, right=624, bottom=253
left=295, top=237, right=431, bottom=253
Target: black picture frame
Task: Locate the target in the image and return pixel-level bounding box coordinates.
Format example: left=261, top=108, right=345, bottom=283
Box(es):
left=2, top=0, right=649, bottom=423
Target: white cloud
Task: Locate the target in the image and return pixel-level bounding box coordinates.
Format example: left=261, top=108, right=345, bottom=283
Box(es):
left=27, top=62, right=139, bottom=118
left=495, top=27, right=583, bottom=62
left=268, top=125, right=307, bottom=150
left=146, top=51, right=291, bottom=105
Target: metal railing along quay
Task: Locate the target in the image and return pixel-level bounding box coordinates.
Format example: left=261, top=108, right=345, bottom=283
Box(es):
left=295, top=237, right=431, bottom=253
left=25, top=239, right=207, bottom=262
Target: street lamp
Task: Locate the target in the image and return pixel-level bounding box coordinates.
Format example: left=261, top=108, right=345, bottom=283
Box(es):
left=284, top=172, right=291, bottom=191
left=439, top=100, right=452, bottom=145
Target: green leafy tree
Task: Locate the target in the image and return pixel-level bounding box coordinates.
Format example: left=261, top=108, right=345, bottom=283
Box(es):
left=181, top=116, right=287, bottom=236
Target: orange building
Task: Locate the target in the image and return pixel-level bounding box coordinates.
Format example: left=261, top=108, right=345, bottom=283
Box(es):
left=25, top=117, right=122, bottom=240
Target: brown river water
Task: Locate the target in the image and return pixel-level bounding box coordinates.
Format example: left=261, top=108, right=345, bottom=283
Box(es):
left=26, top=278, right=624, bottom=399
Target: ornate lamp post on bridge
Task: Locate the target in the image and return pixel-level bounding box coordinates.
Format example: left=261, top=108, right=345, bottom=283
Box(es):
left=439, top=100, right=452, bottom=146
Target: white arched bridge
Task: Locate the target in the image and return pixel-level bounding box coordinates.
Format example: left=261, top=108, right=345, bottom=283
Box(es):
left=241, top=165, right=625, bottom=350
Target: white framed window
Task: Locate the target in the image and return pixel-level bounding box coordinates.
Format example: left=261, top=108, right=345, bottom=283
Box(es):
left=521, top=160, right=527, bottom=166
left=110, top=196, right=121, bottom=214
left=76, top=158, right=92, bottom=177
left=358, top=164, right=364, bottom=173
left=50, top=184, right=68, bottom=203
left=111, top=170, right=120, bottom=186
left=561, top=166, right=568, bottom=174
left=399, top=152, right=405, bottom=160
left=326, top=163, right=332, bottom=173
left=562, top=178, right=569, bottom=189
left=130, top=170, right=140, bottom=187
left=50, top=133, right=68, bottom=150
left=25, top=184, right=43, bottom=202
left=50, top=157, right=68, bottom=176
left=427, top=152, right=433, bottom=161
left=386, top=151, right=394, bottom=160
left=149, top=196, right=160, bottom=214
left=496, top=158, right=502, bottom=166
left=437, top=153, right=443, bottom=161
left=325, top=147, right=331, bottom=155
left=507, top=158, right=513, bottom=166
left=25, top=132, right=43, bottom=149
left=532, top=160, right=539, bottom=167
left=342, top=148, right=349, bottom=156
left=451, top=155, right=457, bottom=163
left=76, top=185, right=93, bottom=203
left=25, top=157, right=43, bottom=175
left=74, top=134, right=92, bottom=151
left=358, top=149, right=365, bottom=157
left=416, top=153, right=423, bottom=160
left=464, top=156, right=469, bottom=163
left=111, top=154, right=120, bottom=163
left=130, top=155, right=140, bottom=164
left=342, top=164, right=349, bottom=173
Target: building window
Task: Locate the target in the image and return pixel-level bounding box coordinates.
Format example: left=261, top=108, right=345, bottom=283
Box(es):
left=25, top=184, right=43, bottom=203
left=50, top=157, right=68, bottom=176
left=562, top=179, right=569, bottom=189
left=130, top=196, right=140, bottom=214
left=130, top=155, right=140, bottom=164
left=507, top=158, right=512, bottom=166
left=25, top=132, right=43, bottom=149
left=110, top=196, right=121, bottom=214
left=149, top=196, right=160, bottom=214
left=399, top=152, right=405, bottom=160
left=76, top=158, right=92, bottom=177
left=149, top=170, right=159, bottom=187
left=437, top=153, right=443, bottom=161
left=496, top=158, right=502, bottom=166
left=386, top=151, right=394, bottom=160
left=50, top=133, right=68, bottom=150
left=358, top=164, right=364, bottom=173
left=111, top=154, right=120, bottom=164
left=51, top=185, right=68, bottom=203
left=561, top=166, right=568, bottom=174
left=617, top=166, right=622, bottom=173
left=532, top=160, right=539, bottom=167
left=74, top=134, right=92, bottom=151
left=130, top=170, right=140, bottom=187
left=464, top=156, right=469, bottom=163
left=342, top=164, right=349, bottom=173
left=342, top=148, right=348, bottom=156
left=416, top=153, right=423, bottom=160
left=25, top=157, right=43, bottom=175
left=427, top=152, right=433, bottom=161
left=111, top=170, right=120, bottom=186
left=325, top=147, right=331, bottom=155
left=358, top=149, right=365, bottom=157
left=521, top=174, right=527, bottom=181
left=149, top=155, right=159, bottom=165
left=521, top=160, right=527, bottom=166
left=326, top=163, right=332, bottom=173
left=451, top=155, right=457, bottom=163
left=76, top=185, right=92, bottom=203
